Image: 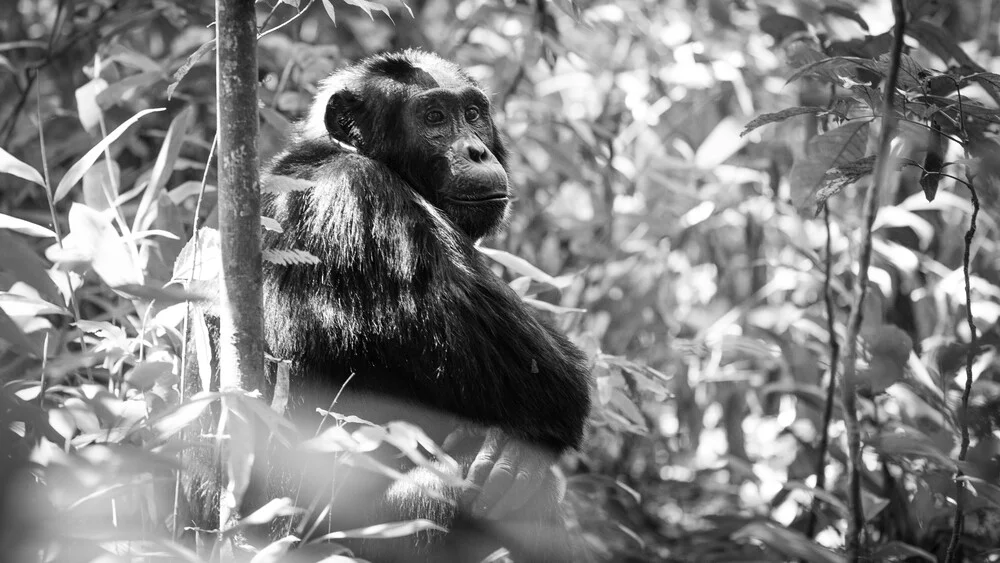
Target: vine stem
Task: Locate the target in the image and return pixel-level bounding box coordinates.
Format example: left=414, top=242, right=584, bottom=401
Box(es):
left=944, top=176, right=979, bottom=562
left=806, top=205, right=840, bottom=539
left=839, top=1, right=906, bottom=560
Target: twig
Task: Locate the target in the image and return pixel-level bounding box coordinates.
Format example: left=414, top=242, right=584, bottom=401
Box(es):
left=172, top=134, right=218, bottom=541
left=839, top=1, right=906, bottom=560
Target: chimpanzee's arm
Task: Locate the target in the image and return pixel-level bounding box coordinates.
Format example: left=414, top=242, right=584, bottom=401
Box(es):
left=263, top=146, right=591, bottom=453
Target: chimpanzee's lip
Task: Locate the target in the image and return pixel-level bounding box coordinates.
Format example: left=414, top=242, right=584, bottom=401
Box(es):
left=446, top=194, right=509, bottom=204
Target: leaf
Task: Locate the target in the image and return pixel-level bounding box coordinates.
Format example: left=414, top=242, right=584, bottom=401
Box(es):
left=149, top=393, right=220, bottom=440
left=263, top=248, right=321, bottom=266
left=783, top=481, right=848, bottom=516
left=320, top=0, right=337, bottom=25
left=0, top=293, right=70, bottom=317
left=167, top=181, right=216, bottom=204
left=785, top=56, right=871, bottom=86
left=301, top=425, right=368, bottom=453
left=113, top=283, right=207, bottom=305
left=261, top=174, right=316, bottom=194
left=0, top=231, right=62, bottom=305
left=134, top=106, right=193, bottom=232
left=311, top=520, right=446, bottom=542
left=906, top=21, right=984, bottom=72
left=870, top=541, right=936, bottom=562
left=870, top=428, right=957, bottom=470
left=261, top=216, right=283, bottom=233
left=0, top=214, right=54, bottom=238
left=126, top=361, right=175, bottom=390
left=732, top=522, right=845, bottom=563
left=172, top=228, right=222, bottom=283
left=74, top=77, right=109, bottom=132
left=814, top=155, right=877, bottom=213
left=96, top=71, right=165, bottom=109
left=758, top=9, right=807, bottom=43
left=0, top=304, right=40, bottom=357
left=958, top=475, right=1000, bottom=510
left=81, top=159, right=120, bottom=211
left=694, top=116, right=749, bottom=169
left=191, top=307, right=213, bottom=396
left=478, top=247, right=561, bottom=287
left=69, top=203, right=143, bottom=288
left=741, top=107, right=828, bottom=137
left=236, top=498, right=303, bottom=529
left=341, top=0, right=393, bottom=21
left=250, top=536, right=299, bottom=563
left=54, top=108, right=165, bottom=202
left=167, top=39, right=216, bottom=100
left=789, top=120, right=870, bottom=209
left=0, top=147, right=45, bottom=187
left=822, top=3, right=869, bottom=31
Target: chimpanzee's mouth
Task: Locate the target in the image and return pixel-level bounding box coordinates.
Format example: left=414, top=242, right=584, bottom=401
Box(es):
left=447, top=193, right=509, bottom=204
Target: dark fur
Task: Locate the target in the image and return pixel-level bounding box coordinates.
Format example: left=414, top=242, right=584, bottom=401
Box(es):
left=186, top=50, right=592, bottom=562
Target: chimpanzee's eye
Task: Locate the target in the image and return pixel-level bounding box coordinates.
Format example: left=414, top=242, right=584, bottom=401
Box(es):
left=465, top=107, right=481, bottom=123
left=425, top=110, right=446, bottom=125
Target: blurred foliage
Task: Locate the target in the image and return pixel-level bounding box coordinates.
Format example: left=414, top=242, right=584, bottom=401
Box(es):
left=3, top=0, right=1000, bottom=561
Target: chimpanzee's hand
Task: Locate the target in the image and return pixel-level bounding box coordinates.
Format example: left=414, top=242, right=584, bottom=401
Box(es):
left=451, top=426, right=558, bottom=520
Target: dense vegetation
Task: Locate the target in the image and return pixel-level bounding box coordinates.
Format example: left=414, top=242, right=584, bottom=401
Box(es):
left=2, top=0, right=1000, bottom=561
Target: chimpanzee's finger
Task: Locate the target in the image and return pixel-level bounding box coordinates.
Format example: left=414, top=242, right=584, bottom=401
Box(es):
left=485, top=458, right=544, bottom=519
left=461, top=430, right=503, bottom=506
left=472, top=459, right=515, bottom=518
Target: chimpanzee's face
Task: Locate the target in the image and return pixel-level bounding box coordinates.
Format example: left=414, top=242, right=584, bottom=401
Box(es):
left=400, top=86, right=509, bottom=239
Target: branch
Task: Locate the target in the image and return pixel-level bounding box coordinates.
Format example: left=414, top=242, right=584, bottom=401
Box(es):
left=839, top=1, right=906, bottom=560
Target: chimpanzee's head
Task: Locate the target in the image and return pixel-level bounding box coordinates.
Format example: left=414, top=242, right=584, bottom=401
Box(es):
left=308, top=50, right=510, bottom=240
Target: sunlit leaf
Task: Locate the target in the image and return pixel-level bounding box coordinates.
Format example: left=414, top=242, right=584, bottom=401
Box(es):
left=694, top=117, right=748, bottom=169
left=54, top=108, right=165, bottom=202
left=0, top=147, right=45, bottom=188
left=149, top=392, right=220, bottom=440
left=134, top=106, right=193, bottom=231
left=311, top=520, right=446, bottom=542
left=74, top=77, right=109, bottom=132
left=251, top=536, right=298, bottom=563
left=113, top=283, right=207, bottom=305
left=341, top=0, right=392, bottom=21
left=870, top=541, right=935, bottom=562
left=732, top=521, right=845, bottom=563
left=479, top=247, right=561, bottom=287
left=320, top=0, right=337, bottom=25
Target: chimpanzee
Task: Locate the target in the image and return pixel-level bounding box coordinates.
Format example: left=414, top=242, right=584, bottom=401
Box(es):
left=188, top=50, right=592, bottom=562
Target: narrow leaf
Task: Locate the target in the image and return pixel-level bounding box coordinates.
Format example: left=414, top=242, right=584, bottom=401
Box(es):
left=741, top=107, right=828, bottom=137
left=0, top=147, right=45, bottom=187
left=54, top=108, right=165, bottom=202
left=167, top=39, right=216, bottom=99
left=311, top=520, right=446, bottom=542
left=134, top=106, right=194, bottom=232
left=0, top=304, right=40, bottom=357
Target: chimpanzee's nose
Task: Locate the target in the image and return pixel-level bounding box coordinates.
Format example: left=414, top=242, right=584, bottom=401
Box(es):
left=454, top=138, right=490, bottom=163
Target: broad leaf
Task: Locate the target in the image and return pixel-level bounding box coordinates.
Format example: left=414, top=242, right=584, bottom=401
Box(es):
left=789, top=119, right=870, bottom=209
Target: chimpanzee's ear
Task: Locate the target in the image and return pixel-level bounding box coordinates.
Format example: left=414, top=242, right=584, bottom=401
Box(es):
left=324, top=90, right=364, bottom=149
